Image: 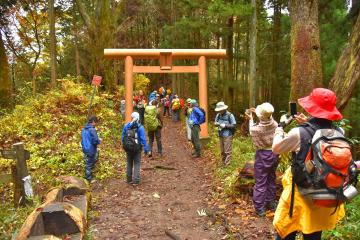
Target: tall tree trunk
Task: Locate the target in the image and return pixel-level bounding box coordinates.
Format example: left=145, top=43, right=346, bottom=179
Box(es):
left=329, top=12, right=360, bottom=110
left=289, top=0, right=322, bottom=101
left=49, top=0, right=57, bottom=87
left=226, top=15, right=234, bottom=108
left=32, top=70, right=36, bottom=96
left=270, top=0, right=281, bottom=109
left=0, top=31, right=12, bottom=108
left=249, top=0, right=257, bottom=107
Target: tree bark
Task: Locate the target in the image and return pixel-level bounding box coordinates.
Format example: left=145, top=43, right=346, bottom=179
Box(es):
left=289, top=0, right=322, bottom=101
left=249, top=0, right=257, bottom=107
left=226, top=15, right=234, bottom=109
left=270, top=0, right=281, bottom=108
left=0, top=31, right=12, bottom=108
left=329, top=13, right=360, bottom=110
left=49, top=0, right=57, bottom=87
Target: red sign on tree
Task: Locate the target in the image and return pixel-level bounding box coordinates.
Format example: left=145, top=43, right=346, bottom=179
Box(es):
left=92, top=75, right=102, bottom=86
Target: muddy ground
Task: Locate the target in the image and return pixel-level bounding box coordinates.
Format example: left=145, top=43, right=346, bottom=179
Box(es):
left=90, top=118, right=273, bottom=240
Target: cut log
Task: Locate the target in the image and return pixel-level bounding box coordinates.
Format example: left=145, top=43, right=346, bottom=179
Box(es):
left=16, top=177, right=89, bottom=240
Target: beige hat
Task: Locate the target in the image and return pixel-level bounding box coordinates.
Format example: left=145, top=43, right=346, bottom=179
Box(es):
left=255, top=102, right=274, bottom=120
left=215, top=102, right=228, bottom=112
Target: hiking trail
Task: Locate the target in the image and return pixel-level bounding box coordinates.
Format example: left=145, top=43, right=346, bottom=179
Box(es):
left=90, top=118, right=273, bottom=239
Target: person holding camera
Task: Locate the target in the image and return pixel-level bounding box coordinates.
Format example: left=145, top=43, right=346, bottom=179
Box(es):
left=214, top=102, right=236, bottom=166
left=272, top=88, right=345, bottom=240
left=245, top=102, right=278, bottom=217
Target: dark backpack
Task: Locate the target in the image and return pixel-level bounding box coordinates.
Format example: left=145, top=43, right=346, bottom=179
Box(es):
left=227, top=113, right=236, bottom=135
left=122, top=125, right=141, bottom=153
left=198, top=107, right=206, bottom=124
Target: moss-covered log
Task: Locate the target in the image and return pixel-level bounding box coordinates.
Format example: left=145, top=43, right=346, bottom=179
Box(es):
left=329, top=13, right=360, bottom=110
left=289, top=0, right=322, bottom=101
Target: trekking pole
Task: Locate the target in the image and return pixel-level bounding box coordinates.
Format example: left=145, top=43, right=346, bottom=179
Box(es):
left=87, top=75, right=103, bottom=119
left=87, top=86, right=97, bottom=119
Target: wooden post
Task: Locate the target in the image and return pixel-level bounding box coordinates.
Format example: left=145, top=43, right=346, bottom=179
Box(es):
left=125, top=56, right=134, bottom=123
left=13, top=142, right=32, bottom=206
left=198, top=56, right=209, bottom=138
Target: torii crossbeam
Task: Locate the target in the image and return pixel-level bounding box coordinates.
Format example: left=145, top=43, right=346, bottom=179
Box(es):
left=104, top=49, right=227, bottom=138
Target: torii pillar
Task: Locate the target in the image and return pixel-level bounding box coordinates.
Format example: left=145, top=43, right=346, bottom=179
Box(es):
left=104, top=49, right=227, bottom=138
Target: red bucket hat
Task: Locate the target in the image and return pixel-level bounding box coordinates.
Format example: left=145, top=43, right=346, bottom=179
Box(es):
left=298, top=88, right=342, bottom=121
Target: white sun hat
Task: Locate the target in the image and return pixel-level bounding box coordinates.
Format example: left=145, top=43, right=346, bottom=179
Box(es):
left=255, top=102, right=274, bottom=120
left=215, top=102, right=228, bottom=112
left=131, top=112, right=140, bottom=122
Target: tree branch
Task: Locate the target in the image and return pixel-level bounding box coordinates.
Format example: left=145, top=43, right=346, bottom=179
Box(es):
left=74, top=0, right=92, bottom=30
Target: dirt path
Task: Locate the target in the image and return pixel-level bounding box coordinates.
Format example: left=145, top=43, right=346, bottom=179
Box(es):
left=90, top=118, right=224, bottom=239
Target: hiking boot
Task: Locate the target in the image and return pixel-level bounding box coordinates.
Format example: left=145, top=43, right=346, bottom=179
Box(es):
left=255, top=209, right=266, bottom=217
left=132, top=182, right=140, bottom=186
left=266, top=201, right=278, bottom=211
left=148, top=151, right=152, bottom=158
left=192, top=154, right=201, bottom=158
left=90, top=179, right=97, bottom=184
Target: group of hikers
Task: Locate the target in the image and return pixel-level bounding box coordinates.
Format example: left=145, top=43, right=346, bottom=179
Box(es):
left=81, top=87, right=359, bottom=240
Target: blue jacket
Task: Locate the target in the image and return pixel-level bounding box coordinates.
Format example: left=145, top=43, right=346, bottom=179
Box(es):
left=189, top=106, right=205, bottom=126
left=215, top=111, right=236, bottom=137
left=81, top=123, right=101, bottom=156
left=121, top=121, right=149, bottom=153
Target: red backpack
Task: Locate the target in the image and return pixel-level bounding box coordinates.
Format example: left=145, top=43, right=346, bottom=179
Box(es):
left=179, top=98, right=185, bottom=109
left=290, top=122, right=358, bottom=216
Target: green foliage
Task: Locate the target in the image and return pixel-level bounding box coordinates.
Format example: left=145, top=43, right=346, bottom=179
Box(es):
left=319, top=0, right=350, bottom=84
left=323, top=196, right=360, bottom=240
left=0, top=197, right=41, bottom=240
left=134, top=74, right=150, bottom=93
left=0, top=77, right=125, bottom=238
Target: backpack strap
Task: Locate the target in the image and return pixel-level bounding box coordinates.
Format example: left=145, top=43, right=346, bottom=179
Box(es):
left=289, top=122, right=318, bottom=218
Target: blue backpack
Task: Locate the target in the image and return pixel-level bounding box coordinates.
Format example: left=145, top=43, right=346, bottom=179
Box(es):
left=81, top=128, right=92, bottom=154
left=198, top=107, right=206, bottom=124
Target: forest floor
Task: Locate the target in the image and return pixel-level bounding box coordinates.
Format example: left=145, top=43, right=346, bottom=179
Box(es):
left=89, top=118, right=273, bottom=240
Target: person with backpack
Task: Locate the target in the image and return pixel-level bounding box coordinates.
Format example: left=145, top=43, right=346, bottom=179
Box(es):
left=134, top=90, right=147, bottom=125
left=245, top=102, right=278, bottom=217
left=272, top=88, right=357, bottom=240
left=171, top=95, right=181, bottom=122
left=122, top=112, right=149, bottom=185
left=162, top=95, right=171, bottom=117
left=188, top=99, right=205, bottom=158
left=144, top=100, right=163, bottom=157
left=214, top=102, right=237, bottom=166
left=81, top=116, right=101, bottom=183
left=184, top=98, right=193, bottom=141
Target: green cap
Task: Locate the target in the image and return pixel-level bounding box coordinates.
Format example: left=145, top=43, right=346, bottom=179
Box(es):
left=190, top=99, right=197, bottom=105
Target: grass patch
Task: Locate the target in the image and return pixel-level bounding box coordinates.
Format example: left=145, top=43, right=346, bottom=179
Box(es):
left=323, top=190, right=360, bottom=240
left=207, top=128, right=255, bottom=197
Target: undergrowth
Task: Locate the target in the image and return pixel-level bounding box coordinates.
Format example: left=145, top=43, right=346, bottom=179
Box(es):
left=0, top=77, right=125, bottom=239
left=208, top=127, right=255, bottom=197
left=208, top=125, right=360, bottom=239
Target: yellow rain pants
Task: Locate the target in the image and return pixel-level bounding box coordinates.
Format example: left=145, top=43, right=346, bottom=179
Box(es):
left=273, top=168, right=345, bottom=238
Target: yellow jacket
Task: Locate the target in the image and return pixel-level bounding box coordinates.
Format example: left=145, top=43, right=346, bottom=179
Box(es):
left=273, top=168, right=345, bottom=238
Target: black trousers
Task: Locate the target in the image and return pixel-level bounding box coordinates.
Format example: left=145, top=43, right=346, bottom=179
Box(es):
left=148, top=128, right=162, bottom=154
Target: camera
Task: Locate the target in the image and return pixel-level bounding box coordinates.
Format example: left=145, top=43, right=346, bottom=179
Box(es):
left=289, top=102, right=297, bottom=116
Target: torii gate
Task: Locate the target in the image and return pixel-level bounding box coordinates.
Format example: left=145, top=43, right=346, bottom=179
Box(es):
left=104, top=49, right=227, bottom=138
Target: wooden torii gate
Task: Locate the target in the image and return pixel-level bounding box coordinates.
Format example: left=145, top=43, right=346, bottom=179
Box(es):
left=104, top=49, right=227, bottom=138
